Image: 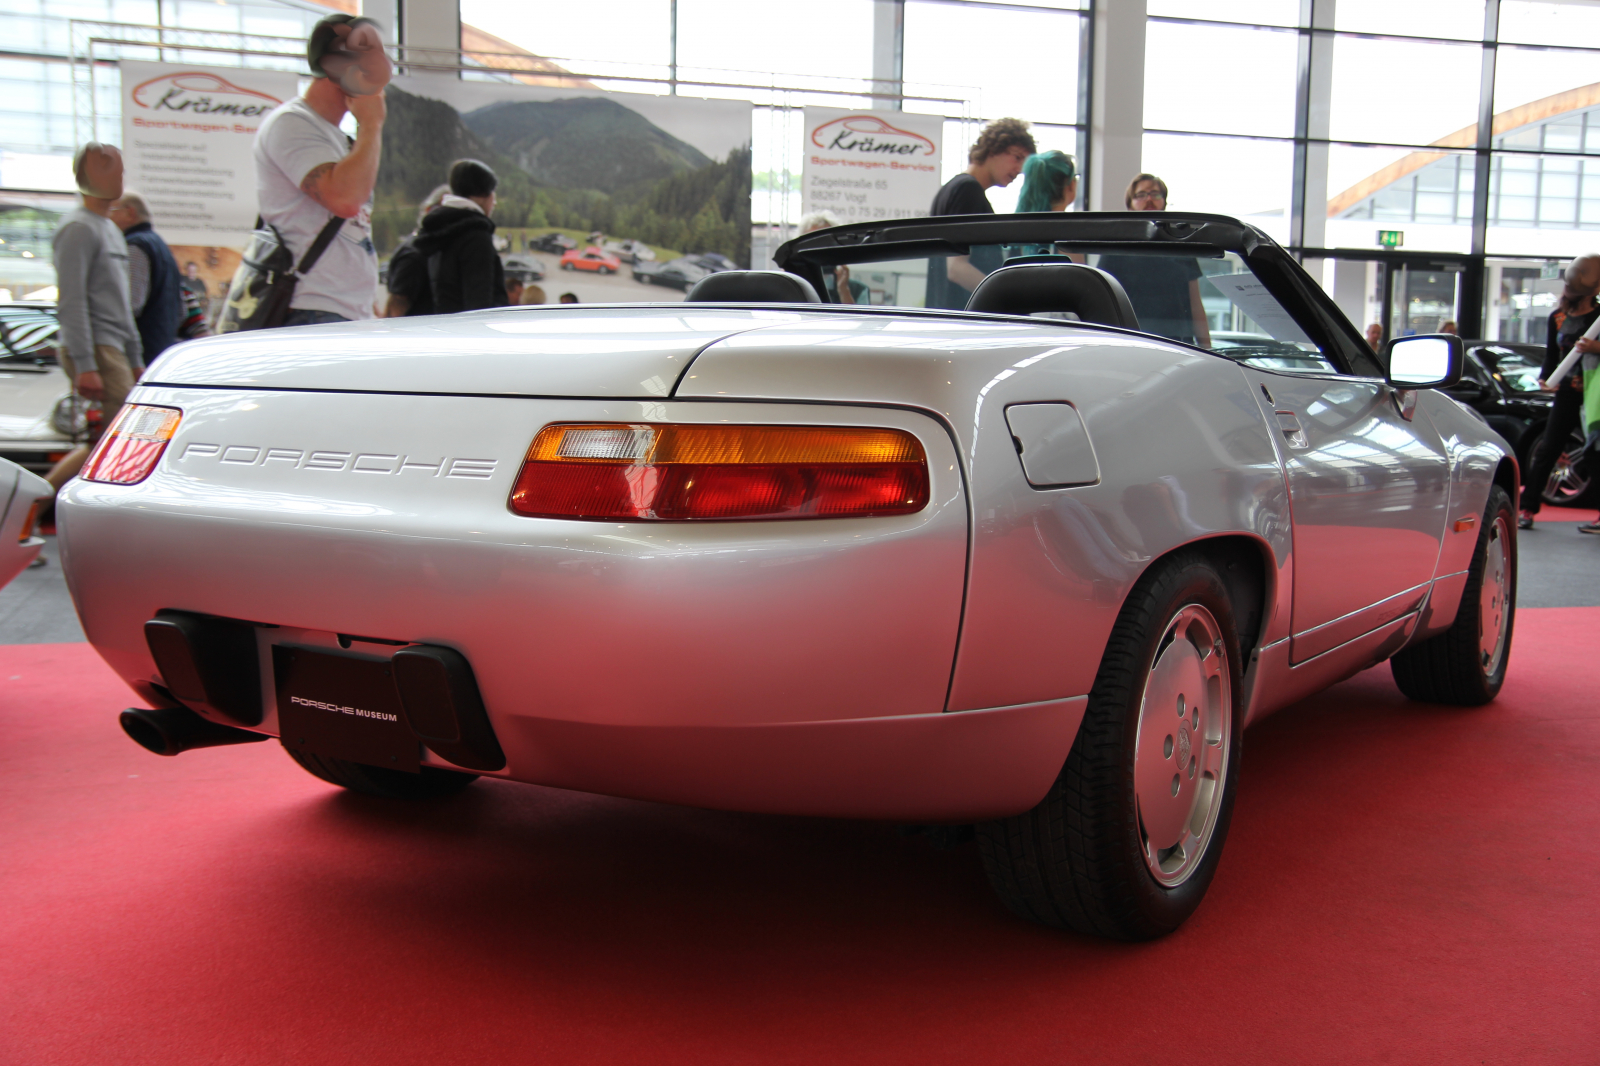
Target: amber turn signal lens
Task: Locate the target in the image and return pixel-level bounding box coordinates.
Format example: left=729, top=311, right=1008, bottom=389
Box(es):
left=81, top=404, right=182, bottom=485
left=17, top=499, right=43, bottom=543
left=510, top=423, right=930, bottom=521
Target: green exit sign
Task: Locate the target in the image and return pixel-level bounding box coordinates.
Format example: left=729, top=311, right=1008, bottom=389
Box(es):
left=1378, top=230, right=1405, bottom=248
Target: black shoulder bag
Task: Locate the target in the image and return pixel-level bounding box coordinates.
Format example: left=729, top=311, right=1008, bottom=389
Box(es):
left=217, top=215, right=345, bottom=333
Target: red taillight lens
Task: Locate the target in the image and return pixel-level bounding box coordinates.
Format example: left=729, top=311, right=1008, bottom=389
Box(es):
left=81, top=404, right=182, bottom=485
left=509, top=423, right=930, bottom=521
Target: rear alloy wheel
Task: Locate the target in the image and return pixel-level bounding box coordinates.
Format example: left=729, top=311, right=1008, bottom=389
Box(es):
left=1391, top=484, right=1516, bottom=705
left=978, top=552, right=1243, bottom=940
left=282, top=744, right=479, bottom=800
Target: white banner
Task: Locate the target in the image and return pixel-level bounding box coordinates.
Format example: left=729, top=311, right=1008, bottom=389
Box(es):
left=802, top=108, right=943, bottom=223
left=120, top=61, right=298, bottom=247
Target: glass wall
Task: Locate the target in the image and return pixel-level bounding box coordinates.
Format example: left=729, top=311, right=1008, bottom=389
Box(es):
left=1150, top=0, right=1600, bottom=338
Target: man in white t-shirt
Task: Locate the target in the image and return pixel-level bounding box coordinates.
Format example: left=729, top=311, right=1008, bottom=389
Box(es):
left=253, top=17, right=386, bottom=326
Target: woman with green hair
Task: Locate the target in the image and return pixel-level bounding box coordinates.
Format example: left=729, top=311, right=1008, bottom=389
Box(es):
left=1016, top=150, right=1078, bottom=212
left=1007, top=150, right=1079, bottom=261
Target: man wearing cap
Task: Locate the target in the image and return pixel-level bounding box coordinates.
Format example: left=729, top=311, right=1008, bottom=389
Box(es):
left=252, top=13, right=389, bottom=326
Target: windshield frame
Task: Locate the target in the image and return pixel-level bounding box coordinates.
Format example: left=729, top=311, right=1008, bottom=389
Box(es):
left=774, top=211, right=1383, bottom=378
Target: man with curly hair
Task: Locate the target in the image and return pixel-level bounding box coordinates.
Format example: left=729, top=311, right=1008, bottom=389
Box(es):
left=927, top=117, right=1036, bottom=308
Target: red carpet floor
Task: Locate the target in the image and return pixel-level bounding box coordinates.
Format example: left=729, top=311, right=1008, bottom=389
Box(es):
left=1529, top=508, right=1598, bottom=522
left=3, top=611, right=1597, bottom=1065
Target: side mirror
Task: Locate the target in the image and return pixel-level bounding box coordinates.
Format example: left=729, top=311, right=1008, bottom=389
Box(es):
left=1385, top=334, right=1463, bottom=389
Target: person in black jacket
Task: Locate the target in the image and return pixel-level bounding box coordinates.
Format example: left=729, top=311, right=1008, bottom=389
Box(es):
left=1521, top=254, right=1600, bottom=528
left=411, top=160, right=506, bottom=315
left=108, top=192, right=184, bottom=363
left=925, top=118, right=1035, bottom=309
left=384, top=183, right=448, bottom=317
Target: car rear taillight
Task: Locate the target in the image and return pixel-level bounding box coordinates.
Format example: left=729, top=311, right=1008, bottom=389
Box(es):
left=509, top=423, right=929, bottom=521
left=81, top=404, right=182, bottom=485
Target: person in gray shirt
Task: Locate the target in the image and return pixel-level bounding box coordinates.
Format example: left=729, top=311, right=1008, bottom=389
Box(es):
left=251, top=13, right=388, bottom=326
left=47, top=142, right=144, bottom=489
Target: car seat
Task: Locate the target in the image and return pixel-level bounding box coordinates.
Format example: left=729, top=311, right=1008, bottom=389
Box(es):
left=685, top=270, right=821, bottom=303
left=965, top=262, right=1139, bottom=330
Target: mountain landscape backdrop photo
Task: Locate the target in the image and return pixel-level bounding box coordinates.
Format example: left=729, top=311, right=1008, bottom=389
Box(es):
left=374, top=81, right=752, bottom=268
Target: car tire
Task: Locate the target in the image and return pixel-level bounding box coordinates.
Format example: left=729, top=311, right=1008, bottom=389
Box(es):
left=561, top=262, right=572, bottom=271
left=282, top=744, right=479, bottom=800
left=977, top=551, right=1244, bottom=941
left=598, top=266, right=612, bottom=275
left=1390, top=484, right=1515, bottom=706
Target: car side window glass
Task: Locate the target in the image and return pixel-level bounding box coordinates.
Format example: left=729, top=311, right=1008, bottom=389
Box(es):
left=1090, top=251, right=1337, bottom=375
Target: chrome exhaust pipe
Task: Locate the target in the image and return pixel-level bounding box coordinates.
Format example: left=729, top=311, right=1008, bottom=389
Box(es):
left=119, top=705, right=270, bottom=757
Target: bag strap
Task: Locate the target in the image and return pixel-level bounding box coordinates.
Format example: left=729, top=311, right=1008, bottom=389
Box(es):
left=295, top=214, right=345, bottom=276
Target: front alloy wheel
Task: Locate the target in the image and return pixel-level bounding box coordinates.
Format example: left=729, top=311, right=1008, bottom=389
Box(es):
left=1391, top=484, right=1516, bottom=705
left=1477, top=512, right=1511, bottom=677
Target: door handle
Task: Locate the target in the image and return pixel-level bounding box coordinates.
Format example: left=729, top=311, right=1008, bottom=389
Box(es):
left=1274, top=410, right=1308, bottom=449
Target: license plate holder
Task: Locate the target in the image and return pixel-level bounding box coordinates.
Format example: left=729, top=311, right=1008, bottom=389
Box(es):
left=273, top=645, right=419, bottom=773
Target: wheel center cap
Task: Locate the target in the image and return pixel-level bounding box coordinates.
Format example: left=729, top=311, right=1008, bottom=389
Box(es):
left=1176, top=721, right=1193, bottom=769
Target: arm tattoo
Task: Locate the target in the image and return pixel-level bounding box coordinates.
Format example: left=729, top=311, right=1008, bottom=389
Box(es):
left=300, top=162, right=337, bottom=208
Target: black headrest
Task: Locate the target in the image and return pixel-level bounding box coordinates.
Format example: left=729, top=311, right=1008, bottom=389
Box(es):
left=685, top=270, right=821, bottom=304
left=965, top=262, right=1139, bottom=330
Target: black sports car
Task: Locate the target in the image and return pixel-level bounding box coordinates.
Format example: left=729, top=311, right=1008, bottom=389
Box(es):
left=1446, top=341, right=1592, bottom=506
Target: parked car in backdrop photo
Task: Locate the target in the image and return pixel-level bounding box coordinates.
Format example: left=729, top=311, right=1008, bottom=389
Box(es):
left=633, top=255, right=714, bottom=291
left=527, top=232, right=577, bottom=255
left=559, top=246, right=622, bottom=274
left=692, top=252, right=738, bottom=273
left=602, top=238, right=656, bottom=265
left=60, top=212, right=1515, bottom=942
left=500, top=253, right=547, bottom=285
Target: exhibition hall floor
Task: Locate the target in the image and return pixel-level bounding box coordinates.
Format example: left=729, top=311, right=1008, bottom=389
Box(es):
left=3, top=528, right=1597, bottom=1064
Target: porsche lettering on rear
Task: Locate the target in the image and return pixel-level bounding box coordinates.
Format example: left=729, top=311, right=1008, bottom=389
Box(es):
left=176, top=442, right=498, bottom=479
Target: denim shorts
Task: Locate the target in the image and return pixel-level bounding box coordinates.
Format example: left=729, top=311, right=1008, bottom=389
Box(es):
left=281, top=309, right=350, bottom=328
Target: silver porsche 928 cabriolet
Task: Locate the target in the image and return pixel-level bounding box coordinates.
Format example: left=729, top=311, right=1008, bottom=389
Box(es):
left=58, top=213, right=1516, bottom=941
